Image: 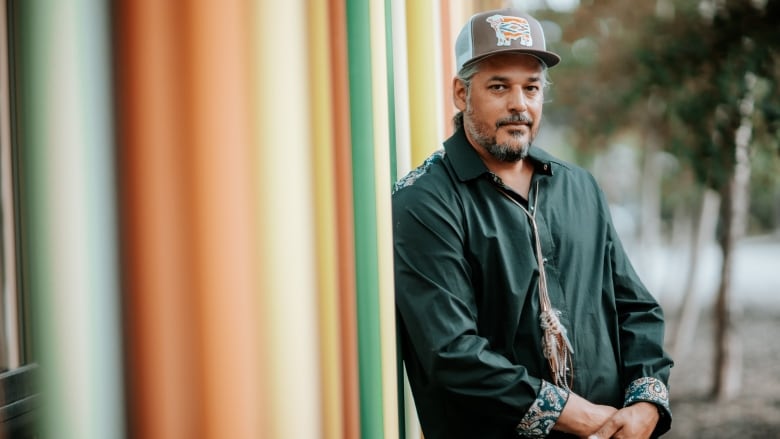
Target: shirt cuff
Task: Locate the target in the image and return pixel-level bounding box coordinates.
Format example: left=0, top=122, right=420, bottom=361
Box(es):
left=516, top=380, right=570, bottom=438
left=624, top=377, right=672, bottom=437
left=623, top=376, right=670, bottom=411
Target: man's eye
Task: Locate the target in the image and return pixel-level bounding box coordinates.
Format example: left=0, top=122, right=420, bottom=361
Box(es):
left=489, top=84, right=507, bottom=91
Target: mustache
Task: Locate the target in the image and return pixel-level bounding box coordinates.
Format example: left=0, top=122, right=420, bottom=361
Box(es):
left=495, top=113, right=533, bottom=129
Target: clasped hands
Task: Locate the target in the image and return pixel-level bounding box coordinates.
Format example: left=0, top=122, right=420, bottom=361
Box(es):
left=555, top=393, right=659, bottom=439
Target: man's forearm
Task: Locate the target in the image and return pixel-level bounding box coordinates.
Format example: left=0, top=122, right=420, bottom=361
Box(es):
left=552, top=392, right=618, bottom=437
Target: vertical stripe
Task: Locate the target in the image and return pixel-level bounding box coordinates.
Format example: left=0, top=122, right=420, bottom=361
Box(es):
left=388, top=1, right=420, bottom=436
left=406, top=0, right=444, bottom=167
left=328, top=1, right=362, bottom=437
left=440, top=0, right=455, bottom=137
left=115, top=1, right=200, bottom=437
left=369, top=1, right=400, bottom=438
left=382, top=0, right=409, bottom=437
left=0, top=0, right=20, bottom=370
left=309, top=0, right=345, bottom=438
left=254, top=1, right=322, bottom=437
left=345, top=0, right=385, bottom=437
left=15, top=1, right=124, bottom=437
left=390, top=0, right=412, bottom=178
left=183, top=2, right=264, bottom=437
left=384, top=0, right=398, bottom=184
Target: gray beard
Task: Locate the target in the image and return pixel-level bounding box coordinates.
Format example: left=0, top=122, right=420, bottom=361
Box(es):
left=485, top=138, right=530, bottom=162
left=464, top=104, right=534, bottom=163
left=465, top=117, right=532, bottom=163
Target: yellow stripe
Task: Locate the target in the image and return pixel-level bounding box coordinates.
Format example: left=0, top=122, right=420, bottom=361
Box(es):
left=406, top=0, right=443, bottom=167
left=308, top=1, right=344, bottom=438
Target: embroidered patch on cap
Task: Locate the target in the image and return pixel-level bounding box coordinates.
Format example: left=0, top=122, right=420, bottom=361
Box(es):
left=486, top=14, right=533, bottom=47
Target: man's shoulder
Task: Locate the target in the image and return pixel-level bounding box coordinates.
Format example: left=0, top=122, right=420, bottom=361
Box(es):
left=392, top=149, right=448, bottom=195
left=531, top=147, right=598, bottom=185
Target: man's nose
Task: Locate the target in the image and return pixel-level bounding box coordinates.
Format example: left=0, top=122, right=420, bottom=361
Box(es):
left=507, top=87, right=528, bottom=113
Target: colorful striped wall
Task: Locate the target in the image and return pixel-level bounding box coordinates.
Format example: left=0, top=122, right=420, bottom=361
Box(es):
left=8, top=0, right=502, bottom=437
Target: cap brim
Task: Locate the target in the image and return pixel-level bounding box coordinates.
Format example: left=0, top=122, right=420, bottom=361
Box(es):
left=463, top=48, right=561, bottom=70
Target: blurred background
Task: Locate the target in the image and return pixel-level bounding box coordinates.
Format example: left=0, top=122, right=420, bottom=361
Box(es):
left=0, top=0, right=776, bottom=438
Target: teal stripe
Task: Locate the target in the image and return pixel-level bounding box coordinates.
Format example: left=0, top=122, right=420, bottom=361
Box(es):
left=14, top=1, right=124, bottom=437
left=346, top=0, right=384, bottom=438
left=385, top=0, right=398, bottom=184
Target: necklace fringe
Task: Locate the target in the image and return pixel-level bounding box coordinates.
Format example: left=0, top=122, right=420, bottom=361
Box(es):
left=497, top=183, right=574, bottom=390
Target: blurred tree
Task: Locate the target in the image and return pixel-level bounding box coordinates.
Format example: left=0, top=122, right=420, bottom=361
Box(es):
left=547, top=0, right=780, bottom=401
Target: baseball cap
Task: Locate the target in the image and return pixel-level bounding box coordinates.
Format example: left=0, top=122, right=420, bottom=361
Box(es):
left=455, top=8, right=561, bottom=73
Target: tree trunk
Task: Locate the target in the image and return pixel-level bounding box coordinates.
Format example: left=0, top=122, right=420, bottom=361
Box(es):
left=712, top=73, right=756, bottom=401
left=712, top=181, right=743, bottom=402
left=671, top=189, right=720, bottom=360
left=637, top=134, right=663, bottom=292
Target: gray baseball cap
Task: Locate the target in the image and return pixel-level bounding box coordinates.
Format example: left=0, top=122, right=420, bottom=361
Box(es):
left=455, top=9, right=561, bottom=73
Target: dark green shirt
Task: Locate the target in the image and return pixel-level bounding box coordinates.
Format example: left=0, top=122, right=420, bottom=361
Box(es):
left=392, top=128, right=673, bottom=439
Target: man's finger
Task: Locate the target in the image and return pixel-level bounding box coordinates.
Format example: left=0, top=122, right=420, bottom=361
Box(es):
left=588, top=419, right=620, bottom=439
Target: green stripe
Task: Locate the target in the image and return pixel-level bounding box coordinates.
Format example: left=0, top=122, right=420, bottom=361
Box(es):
left=346, top=1, right=384, bottom=438
left=13, top=1, right=124, bottom=437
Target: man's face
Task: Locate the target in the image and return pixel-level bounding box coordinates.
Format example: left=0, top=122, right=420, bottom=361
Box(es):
left=454, top=54, right=545, bottom=162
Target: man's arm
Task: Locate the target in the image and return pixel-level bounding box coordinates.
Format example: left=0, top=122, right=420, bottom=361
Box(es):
left=600, top=185, right=674, bottom=437
left=394, top=184, right=567, bottom=435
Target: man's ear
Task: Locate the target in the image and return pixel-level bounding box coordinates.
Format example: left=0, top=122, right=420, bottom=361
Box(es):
left=453, top=77, right=467, bottom=112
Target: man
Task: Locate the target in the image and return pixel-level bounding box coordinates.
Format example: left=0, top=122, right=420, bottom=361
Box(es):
left=393, top=8, right=673, bottom=439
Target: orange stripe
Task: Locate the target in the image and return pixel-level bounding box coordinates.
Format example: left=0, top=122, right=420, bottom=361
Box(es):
left=181, top=2, right=264, bottom=437
left=440, top=0, right=455, bottom=137
left=329, top=0, right=361, bottom=437
left=502, top=16, right=525, bottom=24
left=115, top=1, right=200, bottom=437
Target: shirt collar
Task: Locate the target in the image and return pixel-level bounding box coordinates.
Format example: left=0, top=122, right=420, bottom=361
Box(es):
left=443, top=127, right=556, bottom=182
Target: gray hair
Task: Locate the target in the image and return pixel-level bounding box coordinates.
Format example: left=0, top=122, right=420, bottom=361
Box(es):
left=452, top=57, right=551, bottom=131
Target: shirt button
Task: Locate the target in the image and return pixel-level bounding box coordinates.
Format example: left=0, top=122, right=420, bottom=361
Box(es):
left=543, top=164, right=549, bottom=171
left=529, top=206, right=534, bottom=211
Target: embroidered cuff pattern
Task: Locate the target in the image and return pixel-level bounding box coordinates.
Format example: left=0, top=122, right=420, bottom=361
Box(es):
left=516, top=380, right=569, bottom=438
left=624, top=376, right=670, bottom=411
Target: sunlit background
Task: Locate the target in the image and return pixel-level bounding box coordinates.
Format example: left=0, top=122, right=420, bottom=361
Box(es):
left=0, top=0, right=776, bottom=438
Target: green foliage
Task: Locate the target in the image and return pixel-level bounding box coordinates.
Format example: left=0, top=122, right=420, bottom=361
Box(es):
left=545, top=0, right=780, bottom=230
left=644, top=1, right=778, bottom=188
